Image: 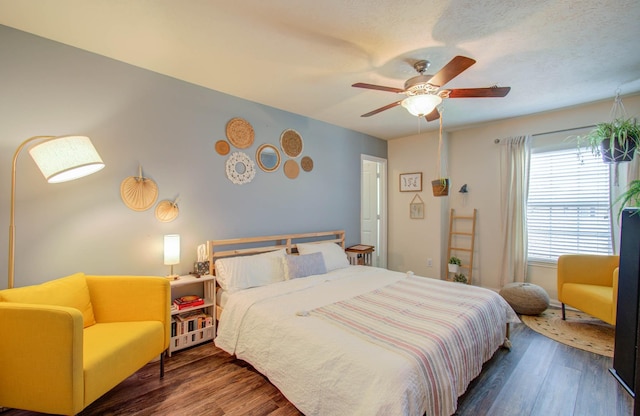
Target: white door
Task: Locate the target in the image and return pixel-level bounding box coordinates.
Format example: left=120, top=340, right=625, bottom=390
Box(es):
left=361, top=155, right=387, bottom=268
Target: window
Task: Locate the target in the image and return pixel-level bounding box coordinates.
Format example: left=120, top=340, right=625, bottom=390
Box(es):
left=527, top=147, right=612, bottom=261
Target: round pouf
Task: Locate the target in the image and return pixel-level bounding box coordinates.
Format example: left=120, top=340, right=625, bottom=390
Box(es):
left=499, top=282, right=550, bottom=315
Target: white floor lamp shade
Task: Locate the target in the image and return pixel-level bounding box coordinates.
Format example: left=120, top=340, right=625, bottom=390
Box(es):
left=8, top=135, right=105, bottom=289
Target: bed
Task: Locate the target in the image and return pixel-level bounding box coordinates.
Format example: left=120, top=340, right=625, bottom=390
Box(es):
left=206, top=230, right=518, bottom=416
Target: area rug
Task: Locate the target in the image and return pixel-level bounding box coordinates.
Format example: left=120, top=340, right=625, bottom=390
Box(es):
left=520, top=307, right=614, bottom=357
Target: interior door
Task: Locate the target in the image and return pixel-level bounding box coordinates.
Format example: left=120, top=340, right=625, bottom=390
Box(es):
left=361, top=155, right=387, bottom=268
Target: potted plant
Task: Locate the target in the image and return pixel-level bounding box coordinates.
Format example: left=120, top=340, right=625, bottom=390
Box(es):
left=579, top=117, right=640, bottom=163
left=453, top=273, right=467, bottom=284
left=614, top=179, right=640, bottom=220
left=448, top=256, right=461, bottom=273
left=431, top=178, right=450, bottom=197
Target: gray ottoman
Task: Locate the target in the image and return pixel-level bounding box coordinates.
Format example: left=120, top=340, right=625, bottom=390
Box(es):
left=499, top=282, right=550, bottom=315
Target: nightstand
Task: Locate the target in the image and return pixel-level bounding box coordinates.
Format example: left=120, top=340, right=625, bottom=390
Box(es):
left=346, top=244, right=375, bottom=266
left=168, top=274, right=216, bottom=356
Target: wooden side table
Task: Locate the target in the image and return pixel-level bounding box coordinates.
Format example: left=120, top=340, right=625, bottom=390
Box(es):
left=346, top=244, right=375, bottom=266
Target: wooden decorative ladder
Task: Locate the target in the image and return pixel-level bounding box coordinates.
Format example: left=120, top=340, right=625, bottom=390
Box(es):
left=446, top=208, right=477, bottom=284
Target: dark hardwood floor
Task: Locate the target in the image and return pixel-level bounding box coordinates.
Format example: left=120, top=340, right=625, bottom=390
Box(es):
left=2, top=323, right=633, bottom=416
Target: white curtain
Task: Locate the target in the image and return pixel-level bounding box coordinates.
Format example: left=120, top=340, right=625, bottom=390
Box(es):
left=499, top=135, right=531, bottom=286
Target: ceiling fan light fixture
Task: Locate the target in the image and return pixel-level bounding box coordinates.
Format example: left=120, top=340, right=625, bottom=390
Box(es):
left=401, top=94, right=442, bottom=117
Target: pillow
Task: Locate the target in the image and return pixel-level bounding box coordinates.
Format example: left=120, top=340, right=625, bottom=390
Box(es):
left=0, top=272, right=96, bottom=328
left=215, top=249, right=286, bottom=292
left=296, top=242, right=350, bottom=272
left=283, top=252, right=327, bottom=280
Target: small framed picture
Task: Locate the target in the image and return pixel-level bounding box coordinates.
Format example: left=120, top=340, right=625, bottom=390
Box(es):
left=400, top=172, right=422, bottom=192
left=410, top=194, right=424, bottom=219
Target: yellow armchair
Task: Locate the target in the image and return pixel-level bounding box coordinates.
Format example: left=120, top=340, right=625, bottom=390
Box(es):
left=0, top=273, right=170, bottom=415
left=557, top=254, right=620, bottom=326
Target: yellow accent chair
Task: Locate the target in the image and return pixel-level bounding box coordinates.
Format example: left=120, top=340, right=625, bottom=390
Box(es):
left=557, top=254, right=620, bottom=326
left=0, top=273, right=170, bottom=415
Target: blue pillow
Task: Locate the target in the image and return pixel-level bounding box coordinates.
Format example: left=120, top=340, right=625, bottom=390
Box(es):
left=284, top=252, right=327, bottom=279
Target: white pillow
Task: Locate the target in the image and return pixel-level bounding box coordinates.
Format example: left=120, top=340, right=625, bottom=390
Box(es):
left=296, top=242, right=349, bottom=272
left=283, top=252, right=327, bottom=280
left=215, top=249, right=286, bottom=292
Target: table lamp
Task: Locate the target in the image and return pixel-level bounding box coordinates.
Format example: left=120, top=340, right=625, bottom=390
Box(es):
left=164, top=234, right=180, bottom=280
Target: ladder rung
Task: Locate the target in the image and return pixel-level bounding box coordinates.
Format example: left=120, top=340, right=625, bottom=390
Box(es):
left=452, top=216, right=474, bottom=220
left=451, top=232, right=473, bottom=236
left=451, top=247, right=472, bottom=252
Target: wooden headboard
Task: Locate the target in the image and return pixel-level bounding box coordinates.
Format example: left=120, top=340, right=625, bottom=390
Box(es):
left=205, top=230, right=345, bottom=276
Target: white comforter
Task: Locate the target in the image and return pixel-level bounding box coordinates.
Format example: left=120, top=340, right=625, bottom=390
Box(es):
left=216, top=266, right=518, bottom=416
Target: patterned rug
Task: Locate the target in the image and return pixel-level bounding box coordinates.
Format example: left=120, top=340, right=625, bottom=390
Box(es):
left=520, top=307, right=614, bottom=357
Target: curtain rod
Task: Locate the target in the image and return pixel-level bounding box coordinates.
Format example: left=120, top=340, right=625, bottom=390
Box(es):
left=531, top=124, right=596, bottom=137
left=494, top=124, right=596, bottom=143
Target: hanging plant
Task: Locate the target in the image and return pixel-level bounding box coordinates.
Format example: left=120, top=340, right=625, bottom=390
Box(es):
left=578, top=94, right=640, bottom=163
left=613, top=180, right=640, bottom=220
left=432, top=108, right=450, bottom=197
left=448, top=256, right=461, bottom=273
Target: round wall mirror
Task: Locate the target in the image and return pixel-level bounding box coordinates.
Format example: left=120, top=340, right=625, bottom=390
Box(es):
left=256, top=144, right=281, bottom=172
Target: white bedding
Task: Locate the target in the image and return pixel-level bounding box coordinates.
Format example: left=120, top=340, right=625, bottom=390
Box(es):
left=215, top=266, right=518, bottom=416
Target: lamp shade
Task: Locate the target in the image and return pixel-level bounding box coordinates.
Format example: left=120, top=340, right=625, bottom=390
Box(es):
left=401, top=94, right=443, bottom=117
left=28, top=135, right=105, bottom=183
left=164, top=234, right=180, bottom=266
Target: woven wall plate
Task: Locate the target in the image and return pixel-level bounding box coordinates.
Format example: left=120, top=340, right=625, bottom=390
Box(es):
left=301, top=156, right=314, bottom=172
left=280, top=129, right=303, bottom=158
left=226, top=118, right=255, bottom=149
left=155, top=199, right=179, bottom=222
left=283, top=159, right=300, bottom=179
left=120, top=173, right=158, bottom=211
left=215, top=140, right=230, bottom=155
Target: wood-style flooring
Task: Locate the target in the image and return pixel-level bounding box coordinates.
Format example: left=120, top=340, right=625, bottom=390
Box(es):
left=2, top=323, right=633, bottom=416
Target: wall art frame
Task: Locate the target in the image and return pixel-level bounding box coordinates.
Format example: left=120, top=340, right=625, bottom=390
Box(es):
left=410, top=194, right=424, bottom=219
left=400, top=172, right=422, bottom=192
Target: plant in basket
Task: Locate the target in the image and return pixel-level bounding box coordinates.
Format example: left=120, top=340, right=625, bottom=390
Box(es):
left=448, top=256, right=461, bottom=273
left=453, top=273, right=467, bottom=284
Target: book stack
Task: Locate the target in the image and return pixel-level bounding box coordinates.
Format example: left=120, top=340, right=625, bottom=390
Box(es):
left=173, top=295, right=204, bottom=310
left=171, top=311, right=213, bottom=337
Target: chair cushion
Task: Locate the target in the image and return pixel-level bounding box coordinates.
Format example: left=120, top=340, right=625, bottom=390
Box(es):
left=83, top=321, right=165, bottom=405
left=562, top=283, right=613, bottom=324
left=0, top=273, right=96, bottom=328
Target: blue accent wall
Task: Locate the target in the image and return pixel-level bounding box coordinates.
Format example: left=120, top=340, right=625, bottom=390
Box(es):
left=0, top=25, right=386, bottom=287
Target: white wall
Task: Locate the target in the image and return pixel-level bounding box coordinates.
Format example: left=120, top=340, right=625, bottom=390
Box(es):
left=389, top=93, right=640, bottom=301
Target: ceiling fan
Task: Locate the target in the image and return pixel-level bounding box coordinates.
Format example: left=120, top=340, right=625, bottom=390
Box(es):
left=352, top=55, right=510, bottom=122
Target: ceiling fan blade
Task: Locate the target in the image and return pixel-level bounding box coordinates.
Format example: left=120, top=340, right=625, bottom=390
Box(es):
left=427, top=56, right=476, bottom=87
left=360, top=101, right=402, bottom=117
left=352, top=82, right=405, bottom=94
left=424, top=108, right=440, bottom=122
left=447, top=87, right=511, bottom=98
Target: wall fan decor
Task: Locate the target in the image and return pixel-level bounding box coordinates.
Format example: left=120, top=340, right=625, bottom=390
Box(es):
left=120, top=166, right=158, bottom=211
left=226, top=117, right=255, bottom=149
left=352, top=55, right=510, bottom=121
left=155, top=197, right=180, bottom=222
left=280, top=129, right=303, bottom=158
left=226, top=151, right=256, bottom=184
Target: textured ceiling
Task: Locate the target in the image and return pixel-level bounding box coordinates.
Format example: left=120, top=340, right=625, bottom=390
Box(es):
left=1, top=0, right=639, bottom=140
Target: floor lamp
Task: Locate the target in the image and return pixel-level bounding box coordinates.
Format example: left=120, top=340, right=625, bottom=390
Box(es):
left=8, top=135, right=105, bottom=289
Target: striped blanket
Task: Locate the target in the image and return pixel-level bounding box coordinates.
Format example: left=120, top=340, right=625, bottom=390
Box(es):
left=311, top=276, right=516, bottom=416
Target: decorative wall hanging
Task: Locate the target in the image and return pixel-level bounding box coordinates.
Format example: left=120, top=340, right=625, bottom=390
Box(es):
left=410, top=194, right=424, bottom=219
left=256, top=143, right=281, bottom=172
left=283, top=159, right=300, bottom=179
left=215, top=140, right=230, bottom=156
left=155, top=197, right=180, bottom=222
left=399, top=172, right=422, bottom=192
left=301, top=156, right=314, bottom=172
left=280, top=129, right=303, bottom=158
left=226, top=117, right=255, bottom=149
left=120, top=166, right=158, bottom=211
left=226, top=151, right=256, bottom=184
